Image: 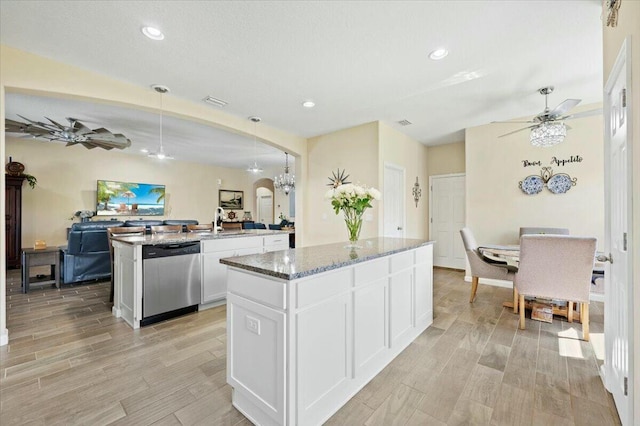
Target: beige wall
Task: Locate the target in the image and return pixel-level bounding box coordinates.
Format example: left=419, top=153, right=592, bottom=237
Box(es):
left=427, top=141, right=465, bottom=176
left=7, top=137, right=262, bottom=247
left=465, top=104, right=604, bottom=248
left=603, top=0, right=640, bottom=419
left=379, top=122, right=429, bottom=239
left=305, top=122, right=379, bottom=246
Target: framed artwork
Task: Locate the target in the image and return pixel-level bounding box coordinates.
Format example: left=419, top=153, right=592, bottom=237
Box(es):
left=219, top=189, right=244, bottom=210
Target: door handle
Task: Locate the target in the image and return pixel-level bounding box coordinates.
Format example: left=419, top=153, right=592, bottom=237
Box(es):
left=596, top=253, right=613, bottom=263
left=397, top=226, right=403, bottom=231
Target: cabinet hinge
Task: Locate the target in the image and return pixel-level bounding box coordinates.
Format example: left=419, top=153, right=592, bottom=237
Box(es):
left=430, top=217, right=433, bottom=224
left=624, top=377, right=628, bottom=396
left=622, top=88, right=627, bottom=108
left=623, top=232, right=627, bottom=251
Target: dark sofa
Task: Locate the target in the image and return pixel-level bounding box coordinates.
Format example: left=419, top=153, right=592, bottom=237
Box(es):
left=62, top=219, right=200, bottom=284
left=62, top=221, right=124, bottom=283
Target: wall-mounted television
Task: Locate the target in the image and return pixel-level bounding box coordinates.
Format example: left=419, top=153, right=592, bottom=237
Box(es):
left=96, top=180, right=165, bottom=216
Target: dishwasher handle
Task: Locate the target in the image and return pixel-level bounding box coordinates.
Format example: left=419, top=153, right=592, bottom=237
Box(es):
left=143, top=242, right=201, bottom=259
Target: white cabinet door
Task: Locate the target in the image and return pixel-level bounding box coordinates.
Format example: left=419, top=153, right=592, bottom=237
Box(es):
left=354, top=278, right=388, bottom=377
left=202, top=249, right=236, bottom=303
left=390, top=269, right=413, bottom=348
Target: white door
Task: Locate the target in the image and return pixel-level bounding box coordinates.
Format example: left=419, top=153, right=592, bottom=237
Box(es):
left=430, top=174, right=466, bottom=269
left=603, top=38, right=632, bottom=425
left=383, top=163, right=405, bottom=238
left=257, top=195, right=273, bottom=224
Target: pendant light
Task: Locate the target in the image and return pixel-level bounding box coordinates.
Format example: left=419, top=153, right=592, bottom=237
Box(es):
left=148, top=84, right=173, bottom=160
left=274, top=152, right=295, bottom=195
left=246, top=116, right=263, bottom=174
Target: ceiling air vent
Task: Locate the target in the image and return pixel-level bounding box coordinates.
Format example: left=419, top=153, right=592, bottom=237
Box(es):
left=203, top=96, right=228, bottom=108
left=397, top=119, right=412, bottom=126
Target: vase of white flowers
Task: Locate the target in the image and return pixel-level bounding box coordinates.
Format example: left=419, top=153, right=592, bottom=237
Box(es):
left=325, top=183, right=381, bottom=247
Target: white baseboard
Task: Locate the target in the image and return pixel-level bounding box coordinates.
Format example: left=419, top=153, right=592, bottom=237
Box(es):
left=464, top=276, right=606, bottom=302
left=0, top=328, right=8, bottom=346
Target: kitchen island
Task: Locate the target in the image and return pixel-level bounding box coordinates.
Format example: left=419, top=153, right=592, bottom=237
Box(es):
left=111, top=230, right=290, bottom=329
left=221, top=237, right=434, bottom=426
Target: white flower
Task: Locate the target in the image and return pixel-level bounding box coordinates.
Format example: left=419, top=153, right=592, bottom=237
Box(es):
left=367, top=188, right=381, bottom=200
left=324, top=188, right=335, bottom=199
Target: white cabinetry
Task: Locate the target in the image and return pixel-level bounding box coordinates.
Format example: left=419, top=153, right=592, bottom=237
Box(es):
left=264, top=234, right=289, bottom=252
left=227, top=243, right=433, bottom=426
left=201, top=237, right=263, bottom=304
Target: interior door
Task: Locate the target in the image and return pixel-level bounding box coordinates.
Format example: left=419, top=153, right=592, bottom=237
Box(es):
left=383, top=163, right=405, bottom=238
left=258, top=195, right=273, bottom=224
left=429, top=174, right=466, bottom=269
left=603, top=37, right=632, bottom=425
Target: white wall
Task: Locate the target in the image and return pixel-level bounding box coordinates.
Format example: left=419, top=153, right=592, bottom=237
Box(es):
left=465, top=104, right=604, bottom=248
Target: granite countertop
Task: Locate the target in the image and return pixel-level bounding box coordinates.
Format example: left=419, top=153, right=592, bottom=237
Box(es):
left=220, top=237, right=434, bottom=280
left=112, top=229, right=289, bottom=246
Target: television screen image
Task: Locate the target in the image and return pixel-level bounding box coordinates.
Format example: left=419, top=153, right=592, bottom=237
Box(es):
left=96, top=180, right=165, bottom=216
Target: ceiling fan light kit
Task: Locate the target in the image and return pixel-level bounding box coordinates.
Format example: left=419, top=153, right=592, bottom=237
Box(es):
left=530, top=121, right=567, bottom=147
left=496, top=86, right=600, bottom=148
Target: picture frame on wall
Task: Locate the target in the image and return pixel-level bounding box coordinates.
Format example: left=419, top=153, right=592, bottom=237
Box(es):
left=219, top=189, right=244, bottom=210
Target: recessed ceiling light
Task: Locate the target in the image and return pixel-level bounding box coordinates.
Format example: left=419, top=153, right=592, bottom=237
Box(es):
left=141, top=26, right=164, bottom=41
left=429, top=48, right=448, bottom=60
left=302, top=100, right=315, bottom=108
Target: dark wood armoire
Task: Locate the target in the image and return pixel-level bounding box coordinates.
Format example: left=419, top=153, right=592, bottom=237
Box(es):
left=5, top=175, right=26, bottom=269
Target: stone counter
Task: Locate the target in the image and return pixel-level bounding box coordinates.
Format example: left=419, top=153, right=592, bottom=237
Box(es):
left=220, top=237, right=434, bottom=280
left=112, top=229, right=290, bottom=246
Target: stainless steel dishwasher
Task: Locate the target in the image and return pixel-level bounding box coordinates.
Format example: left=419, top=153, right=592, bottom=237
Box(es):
left=141, top=242, right=201, bottom=326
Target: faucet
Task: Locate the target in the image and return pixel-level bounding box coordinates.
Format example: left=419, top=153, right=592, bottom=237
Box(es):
left=214, top=206, right=225, bottom=234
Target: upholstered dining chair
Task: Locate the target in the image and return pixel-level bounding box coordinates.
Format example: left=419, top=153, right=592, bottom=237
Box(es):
left=186, top=224, right=214, bottom=232
left=460, top=228, right=517, bottom=305
left=519, top=227, right=570, bottom=237
left=515, top=235, right=597, bottom=341
left=254, top=223, right=267, bottom=230
left=107, top=226, right=145, bottom=302
left=150, top=225, right=182, bottom=234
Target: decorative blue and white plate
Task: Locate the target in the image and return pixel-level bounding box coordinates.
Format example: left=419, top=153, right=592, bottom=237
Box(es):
left=519, top=175, right=544, bottom=195
left=547, top=174, right=574, bottom=194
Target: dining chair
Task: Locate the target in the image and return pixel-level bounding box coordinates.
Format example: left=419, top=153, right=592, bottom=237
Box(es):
left=519, top=227, right=570, bottom=236
left=515, top=235, right=596, bottom=341
left=243, top=222, right=256, bottom=230
left=150, top=225, right=182, bottom=234
left=254, top=223, right=267, bottom=230
left=268, top=224, right=282, bottom=230
left=460, top=228, right=517, bottom=305
left=186, top=224, right=213, bottom=232
left=107, top=226, right=145, bottom=302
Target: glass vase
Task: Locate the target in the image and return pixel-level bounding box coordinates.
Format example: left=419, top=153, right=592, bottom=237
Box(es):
left=343, top=208, right=364, bottom=248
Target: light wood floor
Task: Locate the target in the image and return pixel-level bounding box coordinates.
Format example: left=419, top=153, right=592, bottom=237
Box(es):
left=1, top=267, right=620, bottom=425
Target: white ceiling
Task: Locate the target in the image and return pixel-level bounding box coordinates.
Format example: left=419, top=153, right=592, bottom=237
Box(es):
left=0, top=0, right=603, bottom=165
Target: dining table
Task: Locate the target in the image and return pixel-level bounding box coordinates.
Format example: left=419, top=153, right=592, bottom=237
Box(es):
left=477, top=245, right=605, bottom=322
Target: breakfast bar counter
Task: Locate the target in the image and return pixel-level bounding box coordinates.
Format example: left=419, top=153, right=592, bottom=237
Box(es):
left=222, top=237, right=434, bottom=426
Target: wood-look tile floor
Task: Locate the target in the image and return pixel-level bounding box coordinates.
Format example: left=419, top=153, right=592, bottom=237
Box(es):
left=1, top=267, right=621, bottom=425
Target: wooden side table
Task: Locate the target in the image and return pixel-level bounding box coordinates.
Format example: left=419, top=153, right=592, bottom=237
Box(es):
left=21, top=247, right=61, bottom=293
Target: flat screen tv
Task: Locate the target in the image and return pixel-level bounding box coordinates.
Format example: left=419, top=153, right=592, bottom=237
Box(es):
left=96, top=180, right=165, bottom=216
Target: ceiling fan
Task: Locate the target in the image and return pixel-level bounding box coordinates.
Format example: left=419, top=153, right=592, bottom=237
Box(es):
left=5, top=115, right=131, bottom=150
left=495, top=86, right=602, bottom=147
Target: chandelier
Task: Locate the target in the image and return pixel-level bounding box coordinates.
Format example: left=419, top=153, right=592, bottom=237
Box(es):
left=530, top=121, right=566, bottom=147
left=274, top=152, right=295, bottom=195
left=246, top=116, right=263, bottom=174
left=148, top=85, right=173, bottom=159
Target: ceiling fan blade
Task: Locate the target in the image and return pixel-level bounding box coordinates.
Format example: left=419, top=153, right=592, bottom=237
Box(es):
left=548, top=99, right=581, bottom=117
left=16, top=114, right=57, bottom=132
left=498, top=125, right=536, bottom=138
left=492, top=120, right=535, bottom=124
left=5, top=119, right=29, bottom=133
left=67, top=118, right=94, bottom=135
left=44, top=116, right=66, bottom=130
left=562, top=108, right=603, bottom=120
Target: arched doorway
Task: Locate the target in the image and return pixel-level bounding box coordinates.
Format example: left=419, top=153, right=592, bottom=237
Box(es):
left=253, top=178, right=274, bottom=225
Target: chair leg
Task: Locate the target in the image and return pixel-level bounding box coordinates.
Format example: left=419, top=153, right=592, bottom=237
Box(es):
left=568, top=301, right=574, bottom=323
left=519, top=294, right=526, bottom=329
left=513, top=287, right=519, bottom=314
left=582, top=303, right=589, bottom=341
left=470, top=276, right=479, bottom=303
